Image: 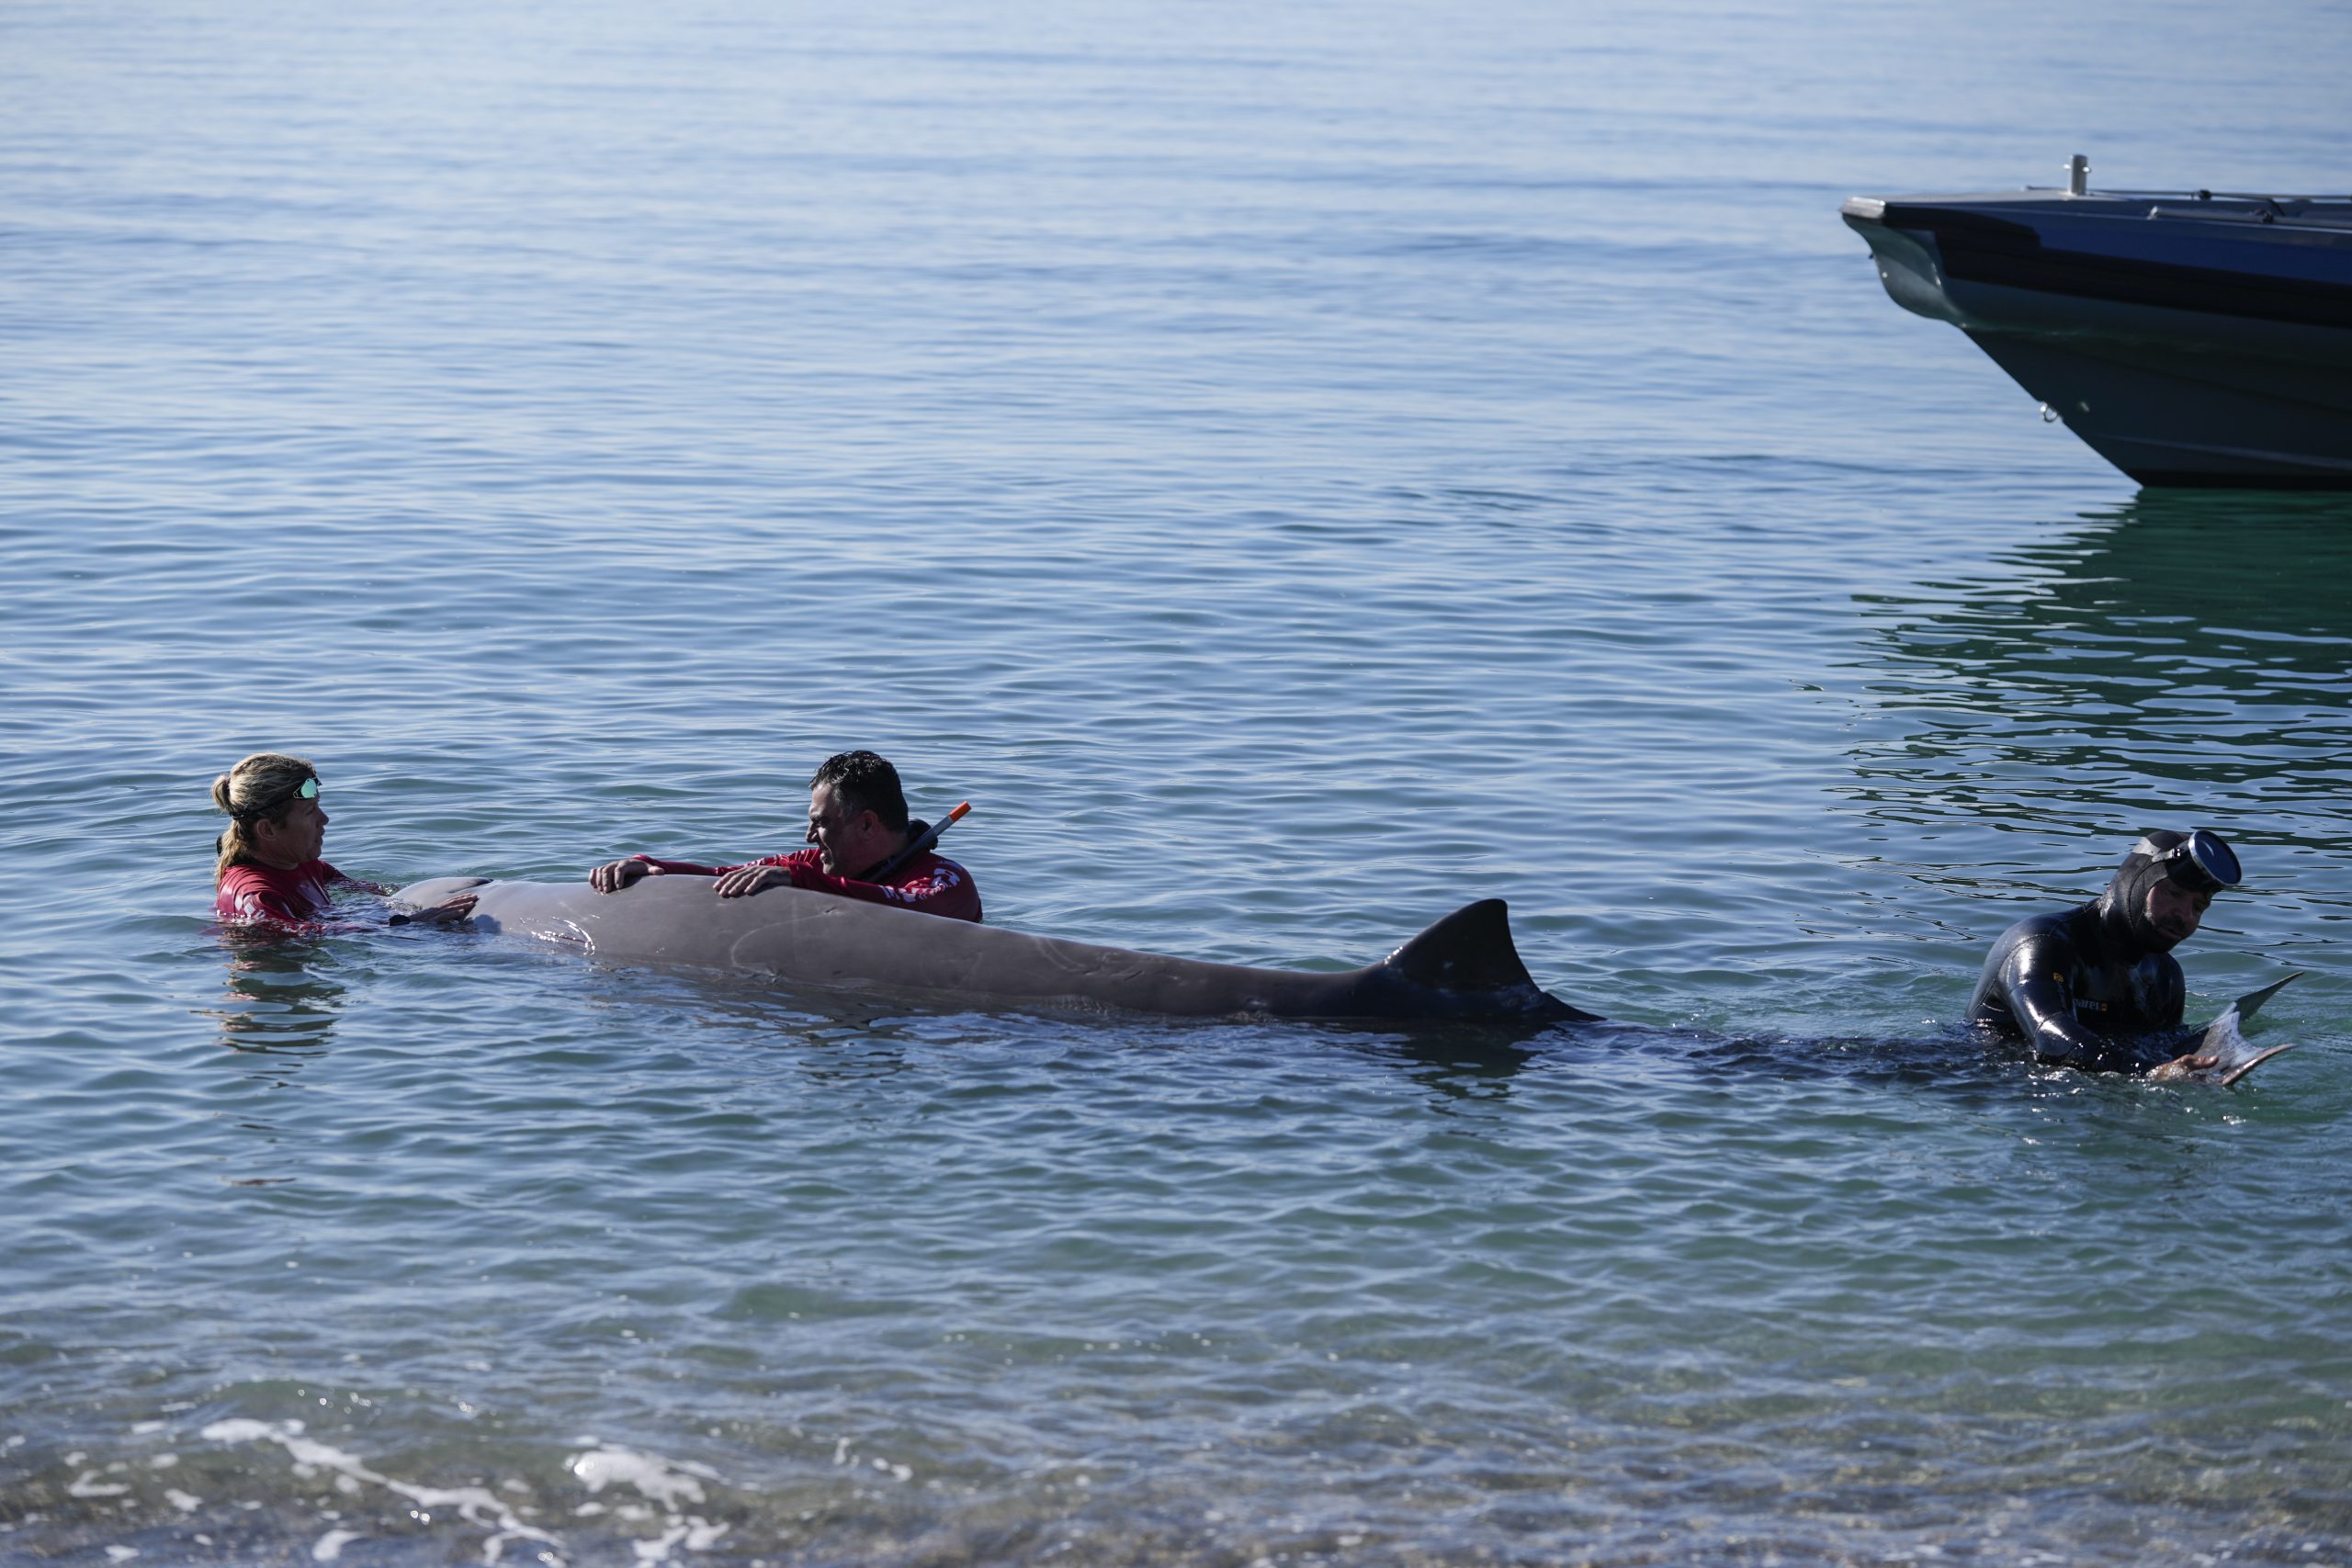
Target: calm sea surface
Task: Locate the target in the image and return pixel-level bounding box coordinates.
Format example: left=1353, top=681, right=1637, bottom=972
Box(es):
left=4, top=1, right=2349, bottom=1562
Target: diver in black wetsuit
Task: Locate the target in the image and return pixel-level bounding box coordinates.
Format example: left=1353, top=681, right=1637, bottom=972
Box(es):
left=1969, top=829, right=2243, bottom=1077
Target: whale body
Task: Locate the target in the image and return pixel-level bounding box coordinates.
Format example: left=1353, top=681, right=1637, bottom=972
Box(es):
left=392, top=874, right=1599, bottom=1026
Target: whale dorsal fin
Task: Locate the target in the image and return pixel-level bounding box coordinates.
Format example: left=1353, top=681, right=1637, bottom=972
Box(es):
left=1380, top=900, right=1599, bottom=1023
left=1386, top=899, right=1532, bottom=993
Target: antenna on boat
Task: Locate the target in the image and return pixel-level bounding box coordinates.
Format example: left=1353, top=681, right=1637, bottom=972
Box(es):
left=2067, top=153, right=2090, bottom=197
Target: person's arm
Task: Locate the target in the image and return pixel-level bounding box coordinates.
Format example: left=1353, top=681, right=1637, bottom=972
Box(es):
left=219, top=885, right=373, bottom=937
left=223, top=884, right=325, bottom=929
left=590, top=854, right=724, bottom=892
left=709, top=852, right=807, bottom=899
left=711, top=851, right=981, bottom=920
left=784, top=857, right=980, bottom=920
left=1993, top=945, right=2141, bottom=1074
left=322, top=862, right=393, bottom=897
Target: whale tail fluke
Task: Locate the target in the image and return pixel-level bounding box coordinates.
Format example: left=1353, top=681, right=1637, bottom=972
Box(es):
left=1382, top=899, right=1600, bottom=1023
left=2225, top=973, right=2301, bottom=1025
left=2194, top=972, right=2303, bottom=1086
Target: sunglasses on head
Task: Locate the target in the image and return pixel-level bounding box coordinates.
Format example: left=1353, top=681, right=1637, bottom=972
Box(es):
left=240, top=775, right=318, bottom=819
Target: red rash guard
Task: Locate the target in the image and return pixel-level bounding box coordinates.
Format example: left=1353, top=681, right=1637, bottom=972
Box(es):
left=215, top=859, right=381, bottom=930
left=630, top=846, right=982, bottom=923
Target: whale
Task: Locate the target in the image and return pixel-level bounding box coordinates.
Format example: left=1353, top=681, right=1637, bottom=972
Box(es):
left=391, top=874, right=1600, bottom=1027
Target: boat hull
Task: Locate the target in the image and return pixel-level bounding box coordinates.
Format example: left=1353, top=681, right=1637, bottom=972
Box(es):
left=1843, top=188, right=2352, bottom=487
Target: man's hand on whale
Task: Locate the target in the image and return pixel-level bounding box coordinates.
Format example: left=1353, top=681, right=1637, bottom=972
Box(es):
left=590, top=858, right=800, bottom=897
left=2143, top=1048, right=2223, bottom=1083
left=589, top=858, right=652, bottom=894
left=712, top=863, right=795, bottom=898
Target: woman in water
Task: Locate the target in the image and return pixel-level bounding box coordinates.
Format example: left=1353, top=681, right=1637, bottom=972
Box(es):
left=211, top=752, right=472, bottom=930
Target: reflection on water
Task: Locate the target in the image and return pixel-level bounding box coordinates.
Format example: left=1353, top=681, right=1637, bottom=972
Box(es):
left=1358, top=1027, right=1543, bottom=1103
left=2067, top=492, right=2352, bottom=645
left=205, top=934, right=346, bottom=1056
left=1840, top=495, right=2352, bottom=889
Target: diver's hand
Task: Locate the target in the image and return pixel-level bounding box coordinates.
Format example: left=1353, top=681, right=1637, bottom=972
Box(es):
left=2144, top=1050, right=2221, bottom=1082
left=713, top=864, right=792, bottom=898
left=591, top=858, right=653, bottom=894
left=390, top=894, right=477, bottom=928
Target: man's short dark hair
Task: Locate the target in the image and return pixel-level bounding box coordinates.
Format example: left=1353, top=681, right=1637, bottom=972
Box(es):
left=810, top=750, right=909, bottom=833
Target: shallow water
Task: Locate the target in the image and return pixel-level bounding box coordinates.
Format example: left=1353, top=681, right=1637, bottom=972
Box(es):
left=4, top=0, right=2350, bottom=1562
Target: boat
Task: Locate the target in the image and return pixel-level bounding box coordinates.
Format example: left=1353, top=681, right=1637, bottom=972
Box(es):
left=1841, top=157, right=2352, bottom=487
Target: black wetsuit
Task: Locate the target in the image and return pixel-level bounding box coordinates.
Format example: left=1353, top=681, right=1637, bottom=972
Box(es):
left=1968, top=841, right=2191, bottom=1074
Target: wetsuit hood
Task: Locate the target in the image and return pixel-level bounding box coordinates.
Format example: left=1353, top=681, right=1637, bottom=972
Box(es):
left=2095, top=829, right=2238, bottom=953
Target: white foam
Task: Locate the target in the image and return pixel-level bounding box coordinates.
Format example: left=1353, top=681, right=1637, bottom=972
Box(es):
left=566, top=1444, right=729, bottom=1562
left=164, top=1490, right=201, bottom=1513
left=631, top=1518, right=729, bottom=1563
left=567, top=1446, right=716, bottom=1511
left=204, top=1419, right=562, bottom=1565
left=200, top=1419, right=283, bottom=1445
left=198, top=1422, right=735, bottom=1565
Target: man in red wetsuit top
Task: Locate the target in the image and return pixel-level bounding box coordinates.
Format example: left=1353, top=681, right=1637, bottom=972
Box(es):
left=586, top=750, right=981, bottom=922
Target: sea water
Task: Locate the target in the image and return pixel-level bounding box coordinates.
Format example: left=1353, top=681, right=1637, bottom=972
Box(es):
left=3, top=0, right=2348, bottom=1562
